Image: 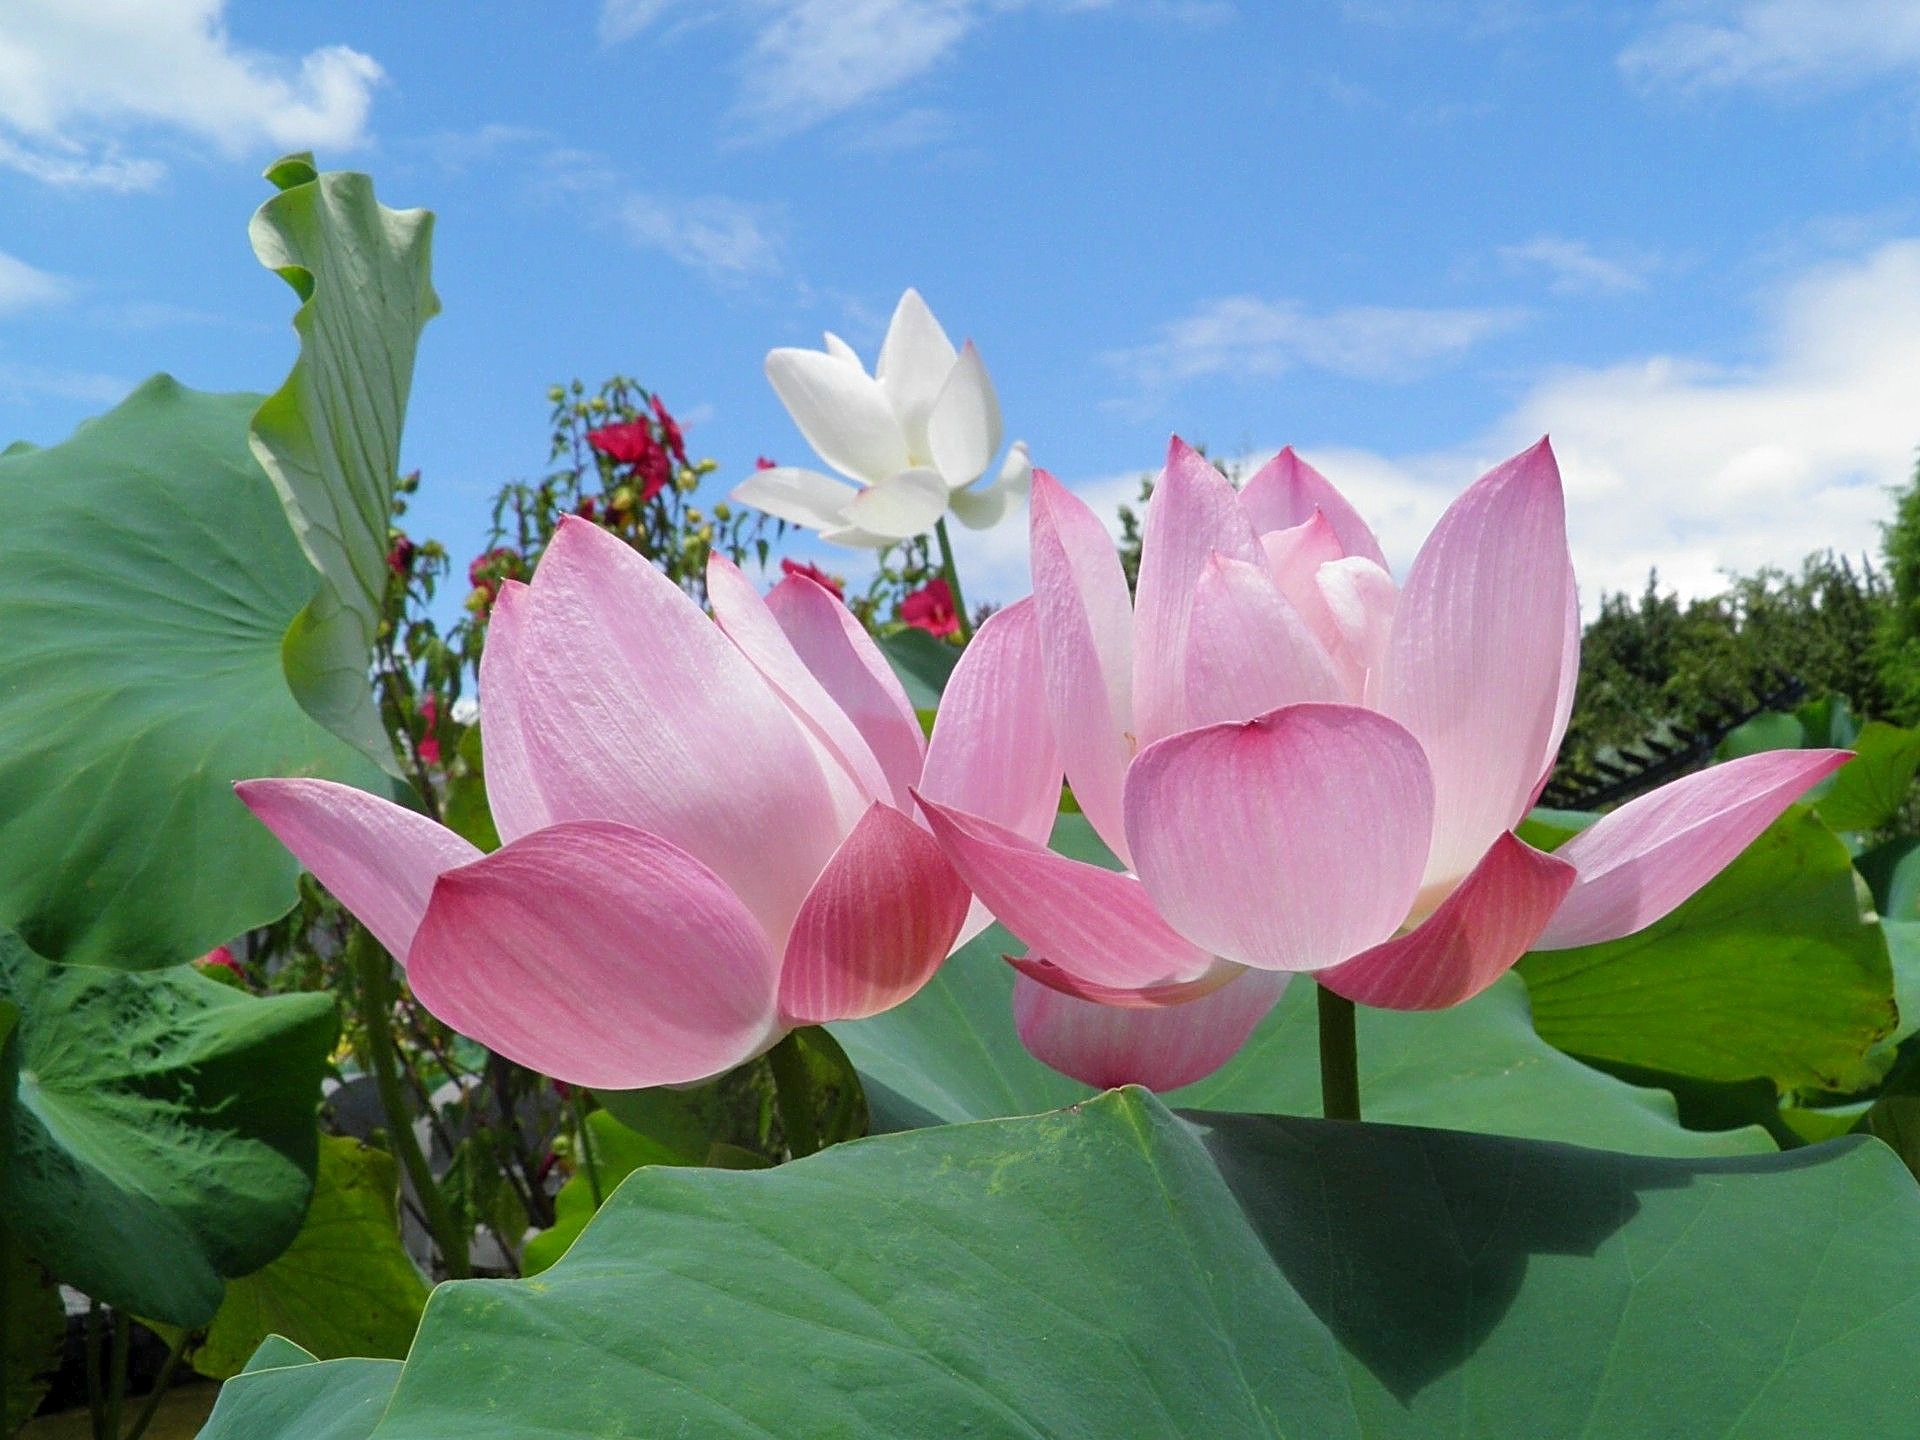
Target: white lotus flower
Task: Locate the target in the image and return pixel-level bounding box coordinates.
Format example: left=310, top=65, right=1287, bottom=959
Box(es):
left=733, top=289, right=1033, bottom=548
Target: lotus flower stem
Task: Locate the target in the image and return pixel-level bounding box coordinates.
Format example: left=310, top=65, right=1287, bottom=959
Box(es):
left=934, top=518, right=972, bottom=643
left=351, top=926, right=471, bottom=1279
left=1317, top=985, right=1361, bottom=1122
left=103, top=1309, right=130, bottom=1440
left=572, top=1089, right=605, bottom=1208
left=122, top=1326, right=189, bottom=1440
left=767, top=1031, right=821, bottom=1159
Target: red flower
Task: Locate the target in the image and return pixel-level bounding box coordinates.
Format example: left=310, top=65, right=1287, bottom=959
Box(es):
left=586, top=419, right=657, bottom=467
left=650, top=393, right=688, bottom=463
left=418, top=692, right=442, bottom=768
left=588, top=419, right=673, bottom=503
left=900, top=578, right=959, bottom=638
left=197, top=945, right=245, bottom=979
left=780, top=557, right=844, bottom=598
left=755, top=456, right=779, bottom=470
left=386, top=534, right=416, bottom=576
left=634, top=442, right=673, bottom=503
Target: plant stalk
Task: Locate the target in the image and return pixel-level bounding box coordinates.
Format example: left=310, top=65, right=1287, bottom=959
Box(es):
left=572, top=1090, right=605, bottom=1208
left=122, top=1327, right=189, bottom=1440
left=767, top=1032, right=821, bottom=1160
left=104, top=1310, right=130, bottom=1440
left=351, top=927, right=471, bottom=1279
left=1317, top=984, right=1362, bottom=1122
left=84, top=1302, right=105, bottom=1440
left=933, top=518, right=972, bottom=642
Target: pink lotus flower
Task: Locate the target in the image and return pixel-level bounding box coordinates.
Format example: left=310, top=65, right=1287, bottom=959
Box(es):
left=237, top=518, right=1061, bottom=1088
left=917, top=437, right=1848, bottom=1090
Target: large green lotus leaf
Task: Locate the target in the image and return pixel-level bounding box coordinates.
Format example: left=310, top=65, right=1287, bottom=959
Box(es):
left=197, top=1339, right=400, bottom=1440
left=1815, top=720, right=1920, bottom=832
left=338, top=1090, right=1920, bottom=1438
left=250, top=153, right=439, bottom=768
left=185, top=1135, right=428, bottom=1379
left=1519, top=808, right=1896, bottom=1092
left=0, top=376, right=386, bottom=967
left=837, top=814, right=1765, bottom=1155
left=839, top=940, right=1767, bottom=1156
left=876, top=627, right=957, bottom=712
left=0, top=935, right=335, bottom=1326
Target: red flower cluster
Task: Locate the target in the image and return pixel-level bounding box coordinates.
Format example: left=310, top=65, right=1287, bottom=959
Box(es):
left=587, top=419, right=674, bottom=503
left=901, top=578, right=959, bottom=638
left=468, top=547, right=523, bottom=610
left=755, top=455, right=779, bottom=471
left=779, top=557, right=844, bottom=598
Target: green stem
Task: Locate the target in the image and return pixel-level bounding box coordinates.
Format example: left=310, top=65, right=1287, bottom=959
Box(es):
left=766, top=1031, right=820, bottom=1160
left=572, top=1090, right=605, bottom=1209
left=84, top=1302, right=105, bottom=1440
left=933, top=518, right=972, bottom=642
left=104, top=1310, right=130, bottom=1440
left=1317, top=985, right=1361, bottom=1122
left=122, top=1326, right=189, bottom=1440
left=351, top=927, right=471, bottom=1279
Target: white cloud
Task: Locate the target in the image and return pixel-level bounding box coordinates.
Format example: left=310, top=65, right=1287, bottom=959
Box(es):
left=619, top=193, right=786, bottom=281
left=949, top=240, right=1920, bottom=612
left=1621, top=1, right=1920, bottom=94
left=0, top=251, right=69, bottom=315
left=1499, top=236, right=1655, bottom=296
left=0, top=362, right=128, bottom=406
left=604, top=1, right=1201, bottom=139
left=1104, top=296, right=1524, bottom=399
left=0, top=0, right=382, bottom=189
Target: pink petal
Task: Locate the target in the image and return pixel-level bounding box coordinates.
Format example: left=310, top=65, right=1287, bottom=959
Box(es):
left=778, top=803, right=971, bottom=1024
left=1258, top=512, right=1345, bottom=652
left=1028, top=470, right=1135, bottom=862
left=1006, top=953, right=1246, bottom=1009
left=409, top=821, right=783, bottom=1090
left=1319, top=833, right=1575, bottom=1009
left=514, top=517, right=848, bottom=941
left=1377, top=438, right=1575, bottom=890
left=916, top=796, right=1214, bottom=989
left=235, top=779, right=479, bottom=964
left=1013, top=968, right=1288, bottom=1090
left=1533, top=749, right=1851, bottom=950
left=1183, top=553, right=1343, bottom=729
left=1531, top=570, right=1582, bottom=805
left=707, top=554, right=894, bottom=807
left=1130, top=437, right=1261, bottom=749
left=476, top=579, right=555, bottom=842
left=919, top=597, right=1064, bottom=845
left=1314, top=557, right=1398, bottom=703
left=1238, top=447, right=1387, bottom=568
left=1123, top=704, right=1435, bottom=972
left=766, top=567, right=927, bottom=807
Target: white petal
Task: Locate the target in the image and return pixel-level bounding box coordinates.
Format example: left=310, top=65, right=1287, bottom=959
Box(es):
left=765, top=347, right=909, bottom=484
left=817, top=523, right=898, bottom=549
left=840, top=468, right=950, bottom=540
left=875, top=288, right=957, bottom=459
left=925, top=342, right=1003, bottom=488
left=731, top=466, right=862, bottom=531
left=948, top=477, right=1021, bottom=529
left=822, top=331, right=863, bottom=367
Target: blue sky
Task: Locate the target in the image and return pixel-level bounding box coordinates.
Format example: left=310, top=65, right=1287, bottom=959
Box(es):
left=2, top=1, right=1918, bottom=608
